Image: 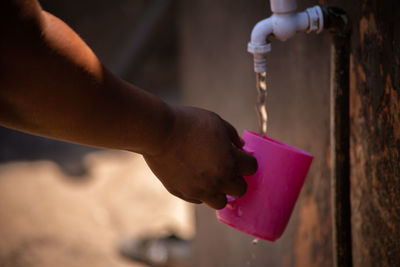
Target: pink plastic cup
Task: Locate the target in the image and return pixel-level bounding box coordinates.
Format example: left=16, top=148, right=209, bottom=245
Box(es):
left=217, top=130, right=313, bottom=241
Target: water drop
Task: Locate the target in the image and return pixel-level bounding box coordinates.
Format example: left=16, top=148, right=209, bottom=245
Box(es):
left=252, top=238, right=259, bottom=245
left=238, top=207, right=243, bottom=217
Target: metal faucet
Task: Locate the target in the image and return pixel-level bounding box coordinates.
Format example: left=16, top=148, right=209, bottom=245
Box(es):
left=248, top=0, right=324, bottom=73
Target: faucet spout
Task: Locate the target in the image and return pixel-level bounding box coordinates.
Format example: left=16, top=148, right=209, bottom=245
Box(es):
left=249, top=17, right=274, bottom=46
left=248, top=5, right=324, bottom=73
left=247, top=18, right=273, bottom=73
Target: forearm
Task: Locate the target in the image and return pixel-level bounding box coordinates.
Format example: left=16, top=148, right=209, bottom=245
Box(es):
left=0, top=1, right=258, bottom=210
left=0, top=1, right=174, bottom=155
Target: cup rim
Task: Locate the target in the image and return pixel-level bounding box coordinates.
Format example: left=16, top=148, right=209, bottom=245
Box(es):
left=243, top=130, right=313, bottom=158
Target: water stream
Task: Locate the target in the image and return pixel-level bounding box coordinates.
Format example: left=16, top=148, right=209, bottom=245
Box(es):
left=255, top=72, right=268, bottom=136
left=246, top=72, right=268, bottom=267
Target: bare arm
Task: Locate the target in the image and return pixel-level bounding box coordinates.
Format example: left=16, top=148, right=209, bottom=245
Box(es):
left=0, top=0, right=257, bottom=209
left=0, top=0, right=173, bottom=155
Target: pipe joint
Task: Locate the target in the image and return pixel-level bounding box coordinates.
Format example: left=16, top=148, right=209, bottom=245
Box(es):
left=248, top=42, right=271, bottom=73
left=305, top=6, right=324, bottom=34
left=271, top=12, right=306, bottom=41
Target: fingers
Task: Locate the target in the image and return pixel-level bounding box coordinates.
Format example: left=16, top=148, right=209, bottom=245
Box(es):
left=165, top=187, right=203, bottom=204
left=197, top=148, right=256, bottom=208
left=220, top=118, right=257, bottom=174
left=179, top=190, right=228, bottom=210
left=214, top=148, right=256, bottom=199
left=222, top=176, right=247, bottom=197
left=181, top=197, right=202, bottom=204
left=234, top=149, right=258, bottom=176
left=202, top=194, right=227, bottom=210
left=221, top=119, right=244, bottom=148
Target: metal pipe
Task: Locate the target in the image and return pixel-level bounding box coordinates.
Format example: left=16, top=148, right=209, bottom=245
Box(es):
left=323, top=6, right=352, bottom=267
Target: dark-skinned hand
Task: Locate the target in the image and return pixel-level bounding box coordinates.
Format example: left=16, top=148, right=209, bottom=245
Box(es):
left=143, top=106, right=258, bottom=210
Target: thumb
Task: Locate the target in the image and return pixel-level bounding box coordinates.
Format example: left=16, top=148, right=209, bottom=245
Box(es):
left=221, top=119, right=244, bottom=148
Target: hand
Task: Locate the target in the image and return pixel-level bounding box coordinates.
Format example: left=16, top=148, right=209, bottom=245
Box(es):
left=143, top=106, right=257, bottom=209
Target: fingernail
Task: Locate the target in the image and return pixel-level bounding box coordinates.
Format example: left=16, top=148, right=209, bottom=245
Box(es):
left=227, top=195, right=237, bottom=202
left=243, top=147, right=255, bottom=155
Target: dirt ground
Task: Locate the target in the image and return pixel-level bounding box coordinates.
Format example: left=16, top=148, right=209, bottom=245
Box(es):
left=0, top=151, right=194, bottom=267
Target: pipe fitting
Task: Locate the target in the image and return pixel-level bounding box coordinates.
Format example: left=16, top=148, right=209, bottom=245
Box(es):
left=248, top=42, right=271, bottom=73
left=270, top=0, right=297, bottom=14
left=271, top=12, right=308, bottom=41
left=306, top=6, right=324, bottom=33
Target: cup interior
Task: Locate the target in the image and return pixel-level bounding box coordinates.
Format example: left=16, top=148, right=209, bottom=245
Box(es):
left=244, top=131, right=313, bottom=157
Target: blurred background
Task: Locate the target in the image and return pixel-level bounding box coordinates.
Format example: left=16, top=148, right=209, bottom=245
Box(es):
left=1, top=0, right=399, bottom=267
left=0, top=1, right=192, bottom=267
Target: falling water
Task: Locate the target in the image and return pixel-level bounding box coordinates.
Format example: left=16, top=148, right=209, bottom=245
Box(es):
left=247, top=73, right=267, bottom=267
left=246, top=238, right=260, bottom=266
left=255, top=72, right=268, bottom=136
left=247, top=72, right=268, bottom=265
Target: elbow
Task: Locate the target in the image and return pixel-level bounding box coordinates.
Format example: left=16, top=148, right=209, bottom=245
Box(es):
left=249, top=17, right=274, bottom=46
left=0, top=0, right=45, bottom=83
left=0, top=0, right=45, bottom=44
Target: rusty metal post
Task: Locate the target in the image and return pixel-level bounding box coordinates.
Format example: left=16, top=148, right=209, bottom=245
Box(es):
left=323, top=7, right=353, bottom=267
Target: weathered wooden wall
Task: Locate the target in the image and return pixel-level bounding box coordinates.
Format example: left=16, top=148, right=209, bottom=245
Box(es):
left=344, top=0, right=400, bottom=265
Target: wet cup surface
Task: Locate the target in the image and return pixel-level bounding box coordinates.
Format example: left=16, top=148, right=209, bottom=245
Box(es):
left=216, top=130, right=313, bottom=241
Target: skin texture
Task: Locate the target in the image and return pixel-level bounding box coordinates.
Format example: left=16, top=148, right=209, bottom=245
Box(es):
left=0, top=0, right=257, bottom=209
